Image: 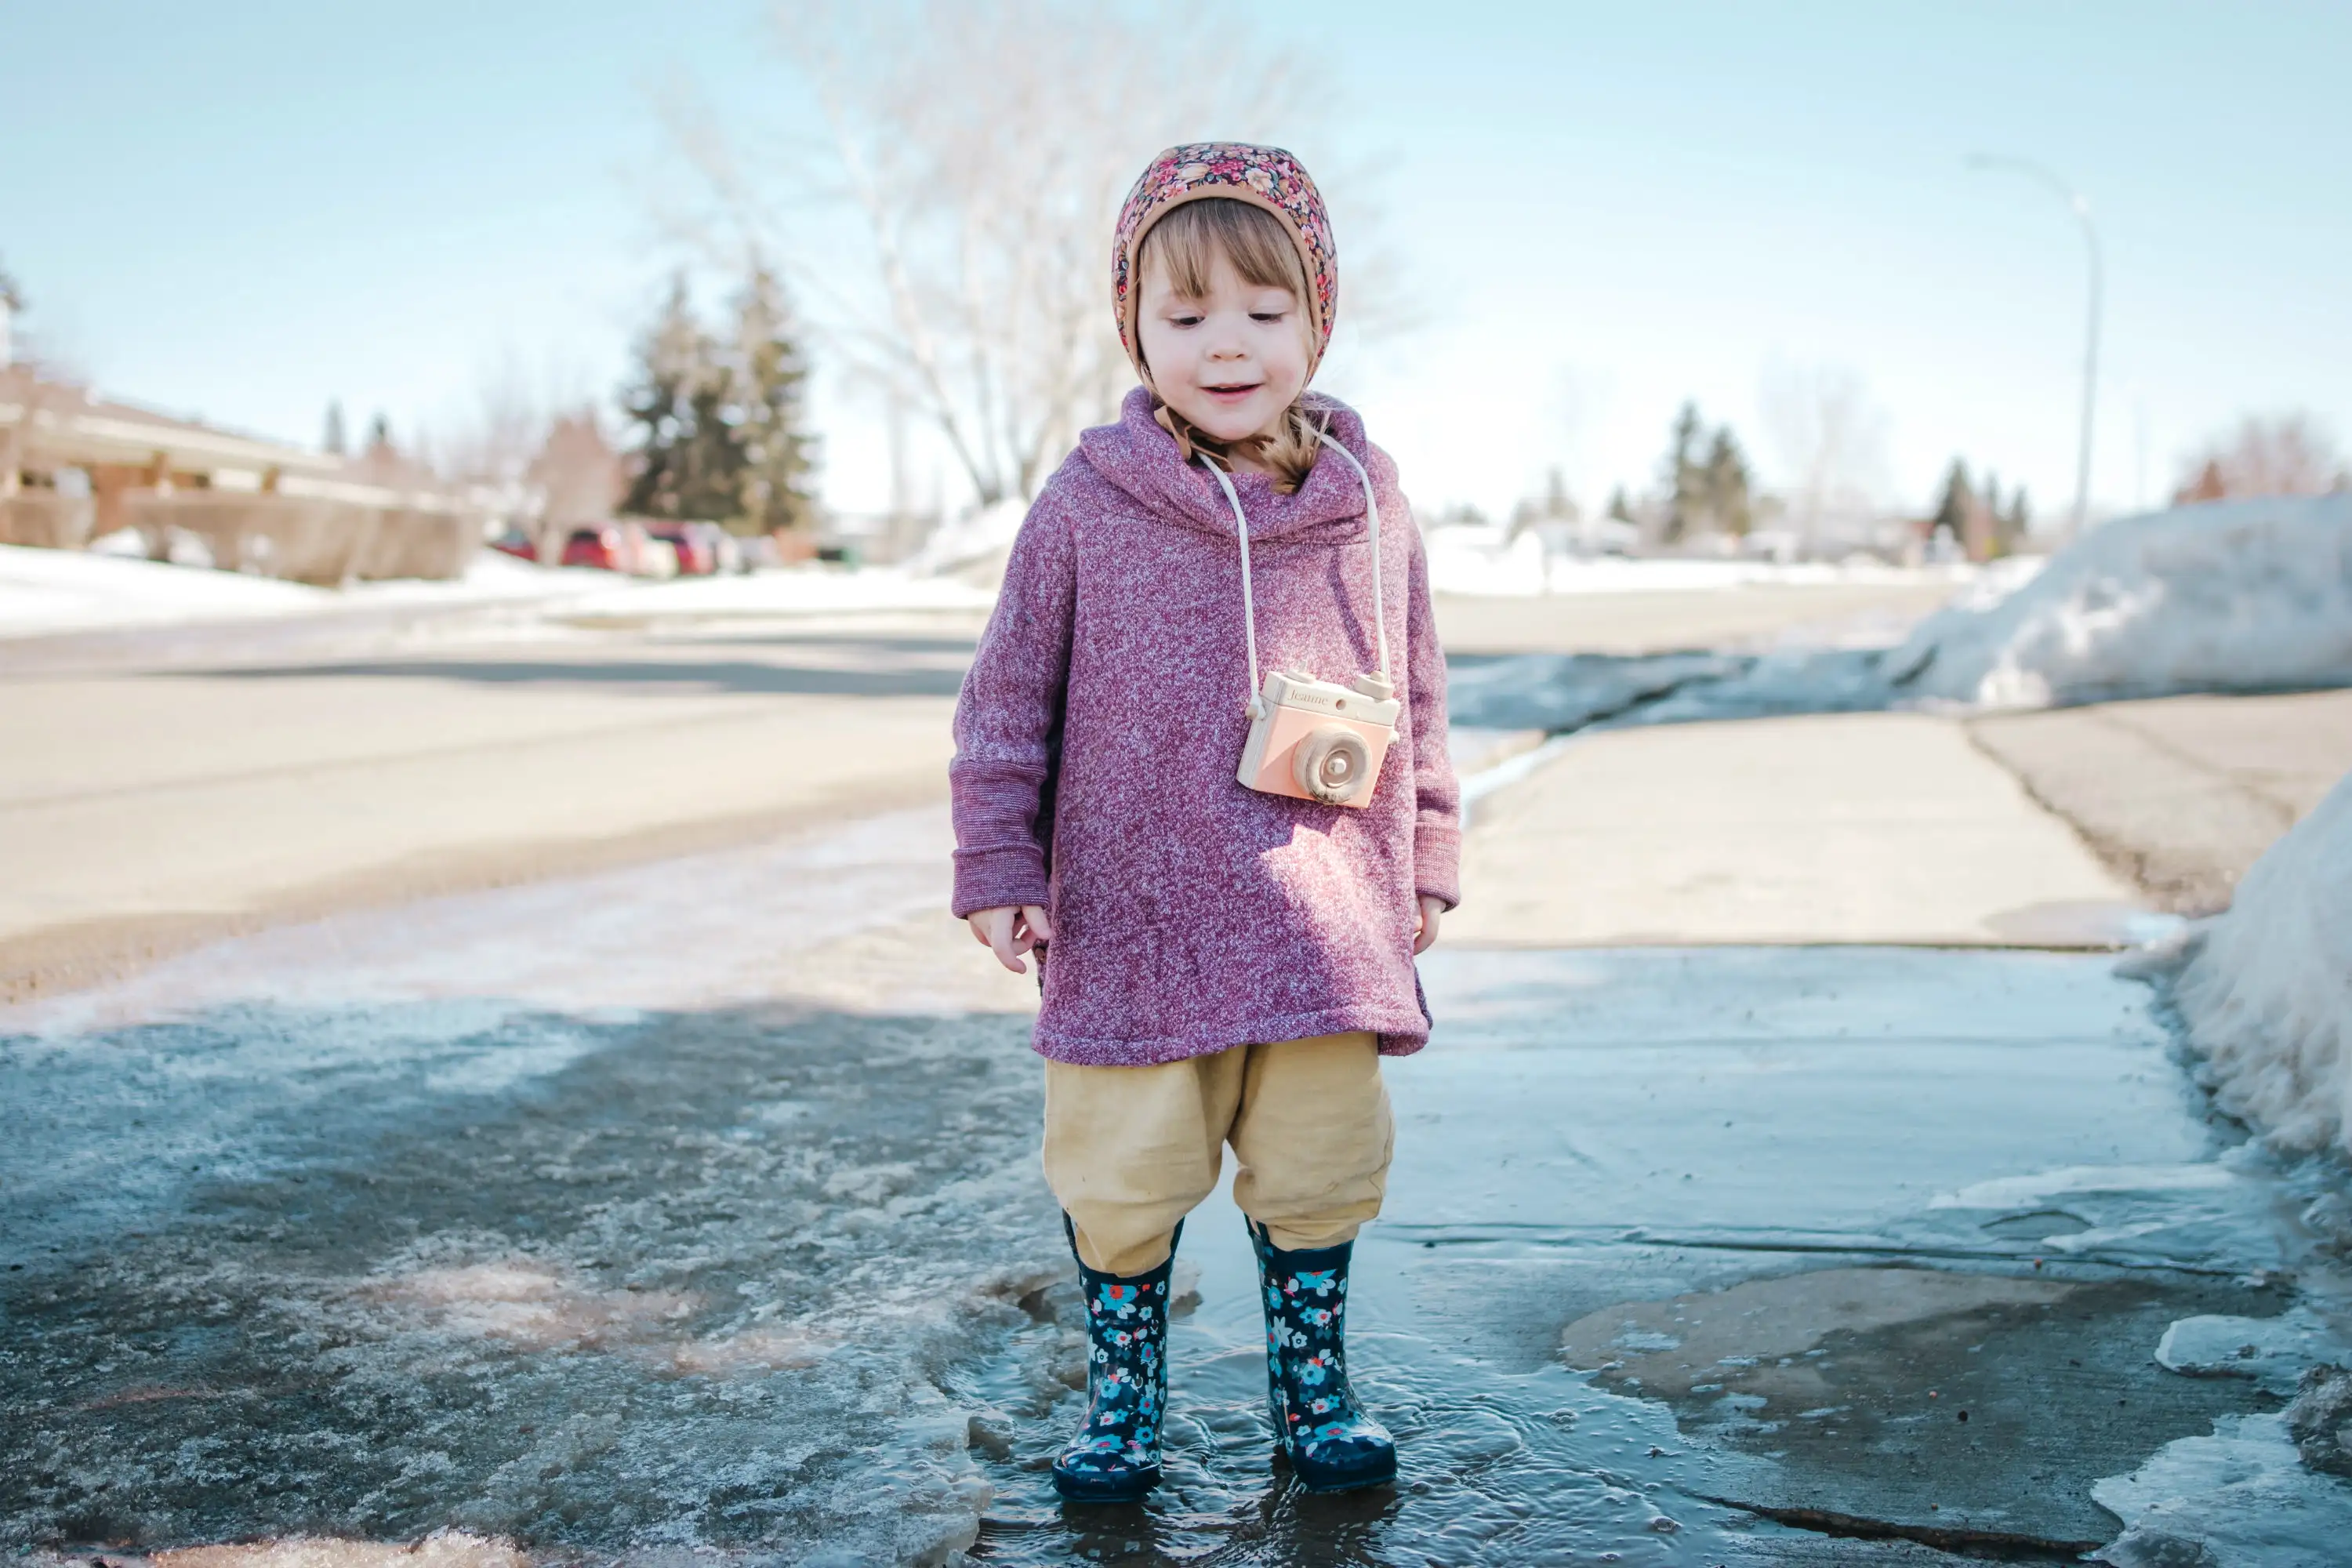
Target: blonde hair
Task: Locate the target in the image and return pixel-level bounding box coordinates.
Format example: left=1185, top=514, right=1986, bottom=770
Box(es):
left=1135, top=198, right=1324, bottom=494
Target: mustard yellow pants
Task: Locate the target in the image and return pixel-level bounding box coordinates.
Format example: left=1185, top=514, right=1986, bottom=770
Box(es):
left=1042, top=1030, right=1395, bottom=1276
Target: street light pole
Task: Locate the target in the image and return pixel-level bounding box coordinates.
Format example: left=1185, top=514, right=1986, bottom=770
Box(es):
left=1969, top=154, right=2102, bottom=539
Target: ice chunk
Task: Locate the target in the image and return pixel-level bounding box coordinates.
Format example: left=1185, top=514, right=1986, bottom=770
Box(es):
left=2154, top=1309, right=2336, bottom=1396
left=1929, top=1163, right=2243, bottom=1210
left=2092, top=1413, right=2352, bottom=1566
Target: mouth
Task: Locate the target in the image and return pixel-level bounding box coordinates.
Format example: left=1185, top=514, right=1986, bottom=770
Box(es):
left=1203, top=382, right=1262, bottom=403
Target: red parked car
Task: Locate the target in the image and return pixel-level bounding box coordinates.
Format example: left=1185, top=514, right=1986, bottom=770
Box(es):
left=487, top=531, right=538, bottom=562
left=561, top=525, right=628, bottom=571
left=648, top=522, right=731, bottom=576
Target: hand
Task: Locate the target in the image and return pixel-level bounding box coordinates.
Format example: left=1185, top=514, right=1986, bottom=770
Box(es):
left=1414, top=895, right=1445, bottom=955
left=969, top=904, right=1054, bottom=975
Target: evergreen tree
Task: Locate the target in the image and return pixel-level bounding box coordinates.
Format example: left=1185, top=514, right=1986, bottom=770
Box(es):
left=620, top=275, right=738, bottom=523
left=1932, top=458, right=1975, bottom=542
left=724, top=265, right=819, bottom=534
left=366, top=412, right=392, bottom=450
left=1660, top=401, right=1706, bottom=543
left=619, top=269, right=822, bottom=530
left=322, top=401, right=347, bottom=456
left=1606, top=485, right=1634, bottom=524
left=1700, top=426, right=1753, bottom=537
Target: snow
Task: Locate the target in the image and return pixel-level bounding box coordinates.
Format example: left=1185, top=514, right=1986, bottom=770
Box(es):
left=899, top=497, right=1027, bottom=582
left=0, top=543, right=992, bottom=640
left=0, top=539, right=331, bottom=634
left=0, top=543, right=608, bottom=638
left=340, top=550, right=610, bottom=607
left=1422, top=524, right=1956, bottom=597
left=2129, top=766, right=2352, bottom=1155
left=1453, top=494, right=2351, bottom=735
left=1887, top=493, right=2352, bottom=708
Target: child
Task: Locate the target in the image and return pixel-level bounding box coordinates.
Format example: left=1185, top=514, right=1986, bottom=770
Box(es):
left=950, top=143, right=1458, bottom=1503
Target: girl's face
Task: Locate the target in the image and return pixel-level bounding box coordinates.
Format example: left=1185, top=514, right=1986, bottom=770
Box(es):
left=1137, top=245, right=1310, bottom=448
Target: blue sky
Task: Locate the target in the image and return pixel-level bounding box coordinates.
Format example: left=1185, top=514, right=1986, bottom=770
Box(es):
left=5, top=2, right=2346, bottom=522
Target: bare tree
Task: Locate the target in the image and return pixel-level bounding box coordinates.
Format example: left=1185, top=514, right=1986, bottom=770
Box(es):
left=668, top=0, right=1361, bottom=506
left=2173, top=412, right=2349, bottom=503
left=530, top=408, right=627, bottom=545
left=435, top=358, right=545, bottom=503
left=1759, top=359, right=1891, bottom=554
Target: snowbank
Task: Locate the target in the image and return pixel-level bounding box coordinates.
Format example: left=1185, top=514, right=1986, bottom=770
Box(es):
left=1888, top=494, right=2352, bottom=707
left=2130, top=766, right=2352, bottom=1154
left=0, top=542, right=986, bottom=640
left=0, top=543, right=612, bottom=638
left=0, top=540, right=332, bottom=635
left=558, top=564, right=994, bottom=621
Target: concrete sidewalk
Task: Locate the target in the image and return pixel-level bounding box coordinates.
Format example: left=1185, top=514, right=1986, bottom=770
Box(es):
left=1969, top=687, right=2352, bottom=914
left=1450, top=711, right=2146, bottom=948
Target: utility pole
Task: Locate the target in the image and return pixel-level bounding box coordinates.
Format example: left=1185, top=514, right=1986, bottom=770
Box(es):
left=1969, top=154, right=2102, bottom=540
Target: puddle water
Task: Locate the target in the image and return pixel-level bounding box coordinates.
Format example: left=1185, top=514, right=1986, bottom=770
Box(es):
left=6, top=891, right=2350, bottom=1562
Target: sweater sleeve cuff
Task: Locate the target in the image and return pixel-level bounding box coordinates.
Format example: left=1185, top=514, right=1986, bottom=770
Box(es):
left=1414, top=818, right=1461, bottom=912
left=952, top=844, right=1051, bottom=920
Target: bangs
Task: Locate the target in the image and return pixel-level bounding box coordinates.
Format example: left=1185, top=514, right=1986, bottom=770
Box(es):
left=1141, top=198, right=1309, bottom=303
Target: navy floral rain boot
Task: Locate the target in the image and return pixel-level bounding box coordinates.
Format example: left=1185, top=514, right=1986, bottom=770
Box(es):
left=1250, top=1220, right=1399, bottom=1493
left=1051, top=1216, right=1181, bottom=1504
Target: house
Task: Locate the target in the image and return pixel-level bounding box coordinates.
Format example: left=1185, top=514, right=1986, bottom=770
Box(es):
left=0, top=367, right=477, bottom=583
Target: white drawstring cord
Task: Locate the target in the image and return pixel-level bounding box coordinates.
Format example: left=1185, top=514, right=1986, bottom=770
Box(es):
left=1200, top=427, right=1389, bottom=719
left=1310, top=430, right=1391, bottom=686
left=1200, top=456, right=1269, bottom=718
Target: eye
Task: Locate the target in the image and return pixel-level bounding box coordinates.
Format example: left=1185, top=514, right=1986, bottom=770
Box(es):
left=1250, top=310, right=1287, bottom=324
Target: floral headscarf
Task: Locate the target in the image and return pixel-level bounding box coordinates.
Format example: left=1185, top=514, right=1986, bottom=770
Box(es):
left=1112, top=143, right=1338, bottom=379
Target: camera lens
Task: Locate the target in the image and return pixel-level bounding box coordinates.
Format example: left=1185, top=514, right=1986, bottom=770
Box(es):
left=1294, top=725, right=1372, bottom=804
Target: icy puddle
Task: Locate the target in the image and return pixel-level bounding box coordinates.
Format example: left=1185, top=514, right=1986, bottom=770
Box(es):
left=6, top=936, right=2350, bottom=1565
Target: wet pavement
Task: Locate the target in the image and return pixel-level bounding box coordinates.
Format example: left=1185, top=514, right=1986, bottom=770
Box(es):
left=7, top=834, right=2352, bottom=1565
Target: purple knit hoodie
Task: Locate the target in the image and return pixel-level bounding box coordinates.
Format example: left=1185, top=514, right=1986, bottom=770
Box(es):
left=949, top=387, right=1460, bottom=1066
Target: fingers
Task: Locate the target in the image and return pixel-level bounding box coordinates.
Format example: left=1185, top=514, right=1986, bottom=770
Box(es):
left=1414, top=898, right=1442, bottom=955
left=969, top=906, right=1051, bottom=974
left=987, top=909, right=1028, bottom=973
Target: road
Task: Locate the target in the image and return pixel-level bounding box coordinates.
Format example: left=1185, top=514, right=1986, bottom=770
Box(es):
left=0, top=614, right=984, bottom=1000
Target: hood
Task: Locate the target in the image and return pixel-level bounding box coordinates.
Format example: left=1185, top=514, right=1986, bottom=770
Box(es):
left=1080, top=386, right=1384, bottom=544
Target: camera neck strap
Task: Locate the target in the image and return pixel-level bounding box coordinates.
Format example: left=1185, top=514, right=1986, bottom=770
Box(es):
left=1201, top=429, right=1390, bottom=720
